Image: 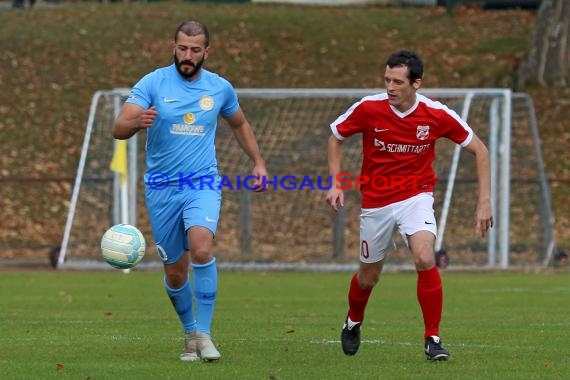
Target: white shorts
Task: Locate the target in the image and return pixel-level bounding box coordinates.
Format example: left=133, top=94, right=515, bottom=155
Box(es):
left=359, top=192, right=437, bottom=263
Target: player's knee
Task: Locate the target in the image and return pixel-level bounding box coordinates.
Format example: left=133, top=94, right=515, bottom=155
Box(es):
left=358, top=272, right=380, bottom=290
left=165, top=271, right=187, bottom=289
left=190, top=247, right=213, bottom=265
left=414, top=251, right=436, bottom=270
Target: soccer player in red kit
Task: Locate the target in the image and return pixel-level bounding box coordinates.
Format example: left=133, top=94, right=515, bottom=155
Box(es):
left=325, top=50, right=493, bottom=360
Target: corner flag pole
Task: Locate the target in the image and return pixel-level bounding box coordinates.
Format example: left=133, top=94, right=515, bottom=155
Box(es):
left=110, top=138, right=131, bottom=273
left=110, top=138, right=129, bottom=223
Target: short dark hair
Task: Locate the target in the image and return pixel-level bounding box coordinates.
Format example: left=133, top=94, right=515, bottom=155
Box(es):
left=174, top=20, right=210, bottom=47
left=386, top=50, right=423, bottom=83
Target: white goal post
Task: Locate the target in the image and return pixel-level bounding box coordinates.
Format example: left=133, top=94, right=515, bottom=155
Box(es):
left=58, top=88, right=556, bottom=270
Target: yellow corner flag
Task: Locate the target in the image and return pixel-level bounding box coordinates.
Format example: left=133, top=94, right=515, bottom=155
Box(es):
left=110, top=139, right=128, bottom=184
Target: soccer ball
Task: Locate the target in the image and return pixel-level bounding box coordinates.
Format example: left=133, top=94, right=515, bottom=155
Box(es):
left=100, top=224, right=146, bottom=269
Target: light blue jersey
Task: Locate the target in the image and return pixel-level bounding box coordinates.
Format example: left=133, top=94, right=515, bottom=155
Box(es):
left=126, top=65, right=238, bottom=265
left=126, top=65, right=240, bottom=185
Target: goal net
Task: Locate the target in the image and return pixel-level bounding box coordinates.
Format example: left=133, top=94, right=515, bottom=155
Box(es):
left=59, top=88, right=555, bottom=270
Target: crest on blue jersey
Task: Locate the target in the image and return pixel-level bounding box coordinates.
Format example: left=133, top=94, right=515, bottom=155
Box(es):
left=199, top=96, right=214, bottom=111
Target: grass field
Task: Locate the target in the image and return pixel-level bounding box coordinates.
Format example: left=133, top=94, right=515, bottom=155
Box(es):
left=1, top=270, right=569, bottom=379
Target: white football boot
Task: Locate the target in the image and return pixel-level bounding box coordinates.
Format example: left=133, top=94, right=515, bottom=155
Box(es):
left=180, top=331, right=200, bottom=362
left=196, top=332, right=221, bottom=361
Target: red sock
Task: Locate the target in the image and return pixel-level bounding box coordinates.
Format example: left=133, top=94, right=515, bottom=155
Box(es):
left=348, top=273, right=372, bottom=322
left=417, top=266, right=443, bottom=339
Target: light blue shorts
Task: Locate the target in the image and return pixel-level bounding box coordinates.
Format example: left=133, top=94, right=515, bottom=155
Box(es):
left=145, top=184, right=221, bottom=265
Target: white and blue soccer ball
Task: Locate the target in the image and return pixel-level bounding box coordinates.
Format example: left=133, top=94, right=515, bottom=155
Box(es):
left=100, top=224, right=146, bottom=269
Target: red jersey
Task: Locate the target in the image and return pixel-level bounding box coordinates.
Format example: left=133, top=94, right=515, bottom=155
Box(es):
left=331, top=93, right=473, bottom=208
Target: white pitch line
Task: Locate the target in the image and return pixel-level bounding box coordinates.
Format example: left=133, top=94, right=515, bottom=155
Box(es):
left=310, top=339, right=521, bottom=350
left=0, top=335, right=537, bottom=350
left=468, top=287, right=570, bottom=294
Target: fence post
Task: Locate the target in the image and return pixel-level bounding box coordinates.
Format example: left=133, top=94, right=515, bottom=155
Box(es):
left=239, top=188, right=252, bottom=255
left=332, top=207, right=345, bottom=259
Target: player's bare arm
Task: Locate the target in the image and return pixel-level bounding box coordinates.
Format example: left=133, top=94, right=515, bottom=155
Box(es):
left=225, top=108, right=267, bottom=192
left=464, top=134, right=494, bottom=237
left=112, top=103, right=157, bottom=139
left=326, top=135, right=344, bottom=212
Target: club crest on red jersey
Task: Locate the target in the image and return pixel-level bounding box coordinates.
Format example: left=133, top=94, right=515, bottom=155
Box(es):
left=416, top=125, right=430, bottom=140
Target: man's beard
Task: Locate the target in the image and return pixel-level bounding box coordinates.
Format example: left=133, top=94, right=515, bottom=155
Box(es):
left=174, top=54, right=204, bottom=79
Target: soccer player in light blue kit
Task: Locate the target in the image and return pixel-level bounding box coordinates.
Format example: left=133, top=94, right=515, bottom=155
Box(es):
left=112, top=20, right=267, bottom=362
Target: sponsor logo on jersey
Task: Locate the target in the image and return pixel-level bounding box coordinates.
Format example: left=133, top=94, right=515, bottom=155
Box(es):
left=375, top=138, right=430, bottom=154
left=385, top=143, right=430, bottom=154
left=416, top=125, right=430, bottom=140
left=183, top=112, right=196, bottom=124
left=374, top=138, right=386, bottom=151
left=199, top=95, right=214, bottom=111
left=170, top=124, right=205, bottom=136
left=170, top=112, right=204, bottom=136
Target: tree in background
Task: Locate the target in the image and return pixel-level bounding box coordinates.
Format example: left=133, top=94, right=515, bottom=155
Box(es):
left=519, top=0, right=569, bottom=87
